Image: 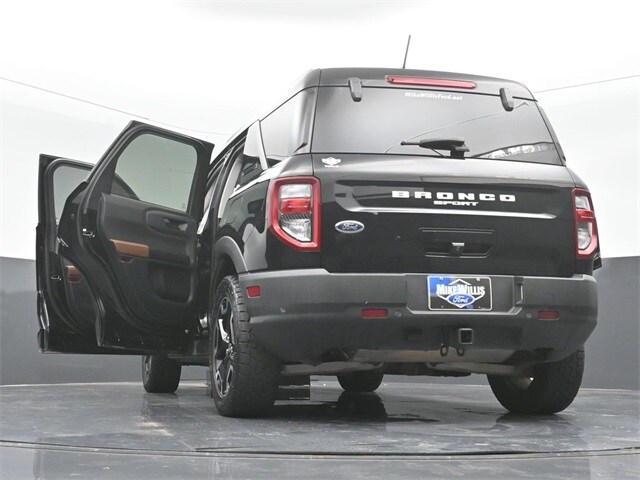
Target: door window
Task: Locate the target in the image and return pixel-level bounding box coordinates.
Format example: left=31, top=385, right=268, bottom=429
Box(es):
left=52, top=164, right=90, bottom=223
left=112, top=133, right=198, bottom=211
left=217, top=144, right=245, bottom=220
left=229, top=124, right=264, bottom=194
left=233, top=153, right=262, bottom=191
left=233, top=122, right=264, bottom=189
left=260, top=89, right=316, bottom=164
left=197, top=154, right=229, bottom=234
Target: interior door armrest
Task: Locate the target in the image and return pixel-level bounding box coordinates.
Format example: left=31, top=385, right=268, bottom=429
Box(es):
left=111, top=239, right=149, bottom=258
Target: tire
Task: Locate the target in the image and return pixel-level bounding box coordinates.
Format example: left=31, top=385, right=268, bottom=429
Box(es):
left=488, top=349, right=585, bottom=415
left=142, top=354, right=182, bottom=393
left=337, top=368, right=384, bottom=393
left=210, top=275, right=281, bottom=417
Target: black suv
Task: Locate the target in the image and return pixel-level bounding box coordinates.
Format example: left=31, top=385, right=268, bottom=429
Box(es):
left=37, top=68, right=599, bottom=417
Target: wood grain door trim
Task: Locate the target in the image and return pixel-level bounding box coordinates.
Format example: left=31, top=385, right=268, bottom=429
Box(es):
left=111, top=239, right=149, bottom=258
left=65, top=265, right=83, bottom=283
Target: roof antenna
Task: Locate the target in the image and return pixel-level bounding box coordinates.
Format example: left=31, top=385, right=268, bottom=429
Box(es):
left=402, top=35, right=412, bottom=69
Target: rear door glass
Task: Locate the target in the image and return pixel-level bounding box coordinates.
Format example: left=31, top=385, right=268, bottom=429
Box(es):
left=312, top=87, right=561, bottom=165
left=112, top=133, right=198, bottom=212
left=52, top=165, right=90, bottom=223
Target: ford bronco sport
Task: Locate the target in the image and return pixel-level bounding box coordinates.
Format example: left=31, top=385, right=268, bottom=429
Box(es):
left=37, top=68, right=599, bottom=417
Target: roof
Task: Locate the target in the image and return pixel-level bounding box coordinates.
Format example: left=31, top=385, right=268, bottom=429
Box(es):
left=289, top=67, right=535, bottom=100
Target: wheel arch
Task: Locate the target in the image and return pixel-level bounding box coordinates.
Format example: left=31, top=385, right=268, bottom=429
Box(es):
left=212, top=237, right=246, bottom=296
left=213, top=254, right=237, bottom=290
left=214, top=237, right=247, bottom=273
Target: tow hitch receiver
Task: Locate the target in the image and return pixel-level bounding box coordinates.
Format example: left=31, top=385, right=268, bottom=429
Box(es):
left=458, top=328, right=474, bottom=345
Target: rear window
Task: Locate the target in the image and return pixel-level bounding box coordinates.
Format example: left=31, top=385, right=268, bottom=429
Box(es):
left=311, top=87, right=561, bottom=165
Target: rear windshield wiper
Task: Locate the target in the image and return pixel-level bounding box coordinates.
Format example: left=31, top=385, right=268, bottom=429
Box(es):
left=400, top=137, right=469, bottom=158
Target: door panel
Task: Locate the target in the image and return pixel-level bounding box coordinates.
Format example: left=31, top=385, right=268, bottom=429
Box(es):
left=54, top=121, right=213, bottom=350
left=95, top=193, right=198, bottom=326
left=37, top=156, right=126, bottom=353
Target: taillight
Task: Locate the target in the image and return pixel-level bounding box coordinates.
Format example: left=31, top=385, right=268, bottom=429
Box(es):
left=573, top=188, right=598, bottom=259
left=268, top=177, right=321, bottom=251
left=386, top=75, right=476, bottom=89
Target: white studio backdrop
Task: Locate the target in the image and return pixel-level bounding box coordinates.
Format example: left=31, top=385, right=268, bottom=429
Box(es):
left=1, top=0, right=639, bottom=261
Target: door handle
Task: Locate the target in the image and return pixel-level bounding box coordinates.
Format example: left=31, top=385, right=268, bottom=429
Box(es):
left=163, top=218, right=189, bottom=232
left=146, top=211, right=194, bottom=236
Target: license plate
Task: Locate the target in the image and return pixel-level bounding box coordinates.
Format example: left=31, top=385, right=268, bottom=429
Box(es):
left=428, top=276, right=492, bottom=311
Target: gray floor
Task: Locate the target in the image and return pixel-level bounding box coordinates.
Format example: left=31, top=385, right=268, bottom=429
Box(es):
left=0, top=381, right=638, bottom=479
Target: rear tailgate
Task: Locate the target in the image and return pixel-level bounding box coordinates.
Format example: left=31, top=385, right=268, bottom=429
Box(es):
left=314, top=154, right=576, bottom=277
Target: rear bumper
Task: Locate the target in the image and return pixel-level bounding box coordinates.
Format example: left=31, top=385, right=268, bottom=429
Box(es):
left=238, top=269, right=597, bottom=364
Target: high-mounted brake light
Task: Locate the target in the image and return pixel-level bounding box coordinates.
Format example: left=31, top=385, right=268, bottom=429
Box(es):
left=268, top=177, right=321, bottom=251
left=573, top=188, right=598, bottom=259
left=386, top=76, right=476, bottom=89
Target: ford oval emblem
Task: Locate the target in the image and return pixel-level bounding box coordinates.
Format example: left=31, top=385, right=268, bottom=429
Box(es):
left=446, top=293, right=475, bottom=307
left=335, top=220, right=365, bottom=234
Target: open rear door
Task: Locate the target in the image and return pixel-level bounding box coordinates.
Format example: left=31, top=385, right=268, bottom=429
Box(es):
left=36, top=156, right=117, bottom=353
left=37, top=121, right=213, bottom=353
